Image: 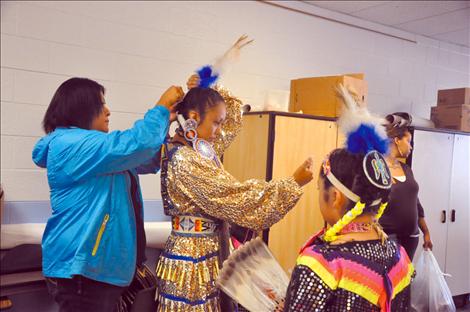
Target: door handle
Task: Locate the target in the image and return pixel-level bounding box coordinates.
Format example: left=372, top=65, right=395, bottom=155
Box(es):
left=451, top=209, right=456, bottom=222
left=441, top=210, right=446, bottom=223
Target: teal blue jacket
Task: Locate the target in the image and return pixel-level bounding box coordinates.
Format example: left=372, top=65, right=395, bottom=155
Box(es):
left=32, top=106, right=169, bottom=286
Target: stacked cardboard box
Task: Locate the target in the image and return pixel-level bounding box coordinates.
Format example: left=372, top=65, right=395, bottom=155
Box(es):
left=289, top=73, right=367, bottom=118
left=431, top=88, right=470, bottom=132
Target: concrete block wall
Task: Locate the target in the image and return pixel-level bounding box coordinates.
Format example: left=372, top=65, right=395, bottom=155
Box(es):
left=1, top=1, right=469, bottom=222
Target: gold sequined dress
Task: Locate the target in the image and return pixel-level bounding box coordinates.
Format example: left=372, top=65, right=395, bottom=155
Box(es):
left=155, top=88, right=303, bottom=312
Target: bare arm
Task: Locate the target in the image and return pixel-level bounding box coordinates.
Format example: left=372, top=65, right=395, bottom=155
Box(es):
left=418, top=217, right=433, bottom=250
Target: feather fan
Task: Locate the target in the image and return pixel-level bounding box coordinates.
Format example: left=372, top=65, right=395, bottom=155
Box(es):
left=216, top=237, right=288, bottom=312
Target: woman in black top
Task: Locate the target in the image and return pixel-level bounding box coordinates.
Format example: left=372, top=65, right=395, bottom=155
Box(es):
left=380, top=112, right=433, bottom=260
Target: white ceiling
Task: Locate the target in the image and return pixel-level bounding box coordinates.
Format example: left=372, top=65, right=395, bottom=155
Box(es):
left=305, top=1, right=470, bottom=47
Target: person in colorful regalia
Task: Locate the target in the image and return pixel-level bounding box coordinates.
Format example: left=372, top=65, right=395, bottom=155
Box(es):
left=283, top=86, right=415, bottom=312
left=155, top=37, right=314, bottom=312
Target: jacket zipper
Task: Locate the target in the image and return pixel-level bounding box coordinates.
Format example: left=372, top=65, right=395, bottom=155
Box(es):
left=92, top=214, right=109, bottom=256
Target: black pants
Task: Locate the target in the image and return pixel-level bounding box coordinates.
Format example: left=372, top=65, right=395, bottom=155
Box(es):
left=46, top=275, right=126, bottom=312
left=389, top=234, right=419, bottom=261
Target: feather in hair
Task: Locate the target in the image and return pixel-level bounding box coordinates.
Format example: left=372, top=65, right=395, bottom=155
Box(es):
left=196, top=65, right=219, bottom=88
left=195, top=35, right=253, bottom=88
left=336, top=84, right=389, bottom=154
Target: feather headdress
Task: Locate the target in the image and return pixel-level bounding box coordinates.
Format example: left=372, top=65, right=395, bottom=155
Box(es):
left=320, top=84, right=393, bottom=243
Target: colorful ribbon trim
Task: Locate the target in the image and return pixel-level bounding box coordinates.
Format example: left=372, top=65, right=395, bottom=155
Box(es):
left=160, top=251, right=219, bottom=263
left=159, top=291, right=218, bottom=306
left=172, top=215, right=218, bottom=234
left=296, top=245, right=414, bottom=311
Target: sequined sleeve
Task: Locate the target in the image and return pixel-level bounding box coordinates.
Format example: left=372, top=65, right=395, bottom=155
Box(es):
left=212, top=86, right=243, bottom=157
left=167, top=147, right=303, bottom=231
left=284, top=265, right=333, bottom=312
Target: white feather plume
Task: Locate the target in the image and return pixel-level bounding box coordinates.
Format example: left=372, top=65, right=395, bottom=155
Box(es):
left=212, top=35, right=253, bottom=76
left=336, top=84, right=388, bottom=141
left=216, top=237, right=288, bottom=312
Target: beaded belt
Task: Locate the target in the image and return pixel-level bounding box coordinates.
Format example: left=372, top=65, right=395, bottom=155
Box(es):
left=172, top=215, right=218, bottom=235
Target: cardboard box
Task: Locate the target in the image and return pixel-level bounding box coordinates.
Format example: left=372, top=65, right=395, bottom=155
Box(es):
left=431, top=104, right=470, bottom=132
left=289, top=73, right=367, bottom=117
left=437, top=88, right=470, bottom=106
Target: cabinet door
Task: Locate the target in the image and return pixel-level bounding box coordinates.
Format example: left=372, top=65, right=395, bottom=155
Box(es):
left=269, top=116, right=338, bottom=272
left=412, top=130, right=454, bottom=271
left=446, top=134, right=470, bottom=295
left=224, top=114, right=270, bottom=181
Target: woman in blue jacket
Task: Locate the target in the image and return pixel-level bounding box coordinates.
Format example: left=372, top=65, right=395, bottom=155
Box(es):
left=32, top=77, right=183, bottom=311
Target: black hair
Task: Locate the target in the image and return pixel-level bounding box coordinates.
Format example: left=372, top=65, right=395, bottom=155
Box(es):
left=320, top=148, right=391, bottom=213
left=385, top=112, right=412, bottom=139
left=176, top=87, right=224, bottom=121
left=42, top=78, right=105, bottom=133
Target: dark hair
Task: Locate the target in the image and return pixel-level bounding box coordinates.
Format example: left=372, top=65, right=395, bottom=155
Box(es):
left=320, top=148, right=391, bottom=213
left=176, top=87, right=224, bottom=121
left=385, top=112, right=412, bottom=139
left=43, top=78, right=105, bottom=133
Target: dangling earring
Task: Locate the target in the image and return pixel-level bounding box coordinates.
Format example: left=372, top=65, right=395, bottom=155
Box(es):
left=177, top=114, right=220, bottom=166
left=177, top=114, right=197, bottom=142
left=182, top=118, right=198, bottom=142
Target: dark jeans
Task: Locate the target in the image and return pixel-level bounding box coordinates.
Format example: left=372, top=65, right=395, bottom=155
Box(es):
left=389, top=234, right=419, bottom=261
left=46, top=275, right=126, bottom=312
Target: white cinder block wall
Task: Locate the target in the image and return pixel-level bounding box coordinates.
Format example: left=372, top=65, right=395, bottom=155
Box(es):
left=1, top=1, right=469, bottom=221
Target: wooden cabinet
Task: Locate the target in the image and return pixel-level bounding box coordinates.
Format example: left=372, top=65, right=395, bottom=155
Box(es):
left=411, top=129, right=470, bottom=296
left=223, top=112, right=340, bottom=272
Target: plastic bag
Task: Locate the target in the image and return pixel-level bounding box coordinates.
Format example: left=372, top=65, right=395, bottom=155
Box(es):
left=411, top=250, right=456, bottom=312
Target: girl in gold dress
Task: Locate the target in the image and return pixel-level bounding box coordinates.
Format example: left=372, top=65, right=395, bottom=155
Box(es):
left=155, top=73, right=314, bottom=311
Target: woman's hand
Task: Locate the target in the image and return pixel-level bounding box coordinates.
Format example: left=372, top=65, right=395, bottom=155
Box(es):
left=157, top=85, right=184, bottom=122
left=423, top=233, right=433, bottom=250
left=186, top=74, right=200, bottom=90
left=293, top=157, right=314, bottom=187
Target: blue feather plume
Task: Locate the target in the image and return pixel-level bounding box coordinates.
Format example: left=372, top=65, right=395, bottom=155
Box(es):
left=196, top=65, right=219, bottom=88
left=346, top=124, right=389, bottom=155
